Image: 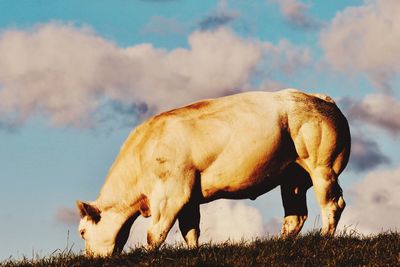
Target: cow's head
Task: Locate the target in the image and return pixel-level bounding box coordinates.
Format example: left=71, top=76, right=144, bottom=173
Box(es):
left=76, top=200, right=134, bottom=257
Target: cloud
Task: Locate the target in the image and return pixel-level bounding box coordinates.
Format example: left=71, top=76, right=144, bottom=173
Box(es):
left=345, top=94, right=400, bottom=135
left=0, top=23, right=261, bottom=127
left=127, top=199, right=267, bottom=247
left=349, top=134, right=390, bottom=172
left=339, top=167, right=400, bottom=234
left=198, top=0, right=240, bottom=30
left=199, top=199, right=265, bottom=242
left=263, top=217, right=281, bottom=236
left=320, top=0, right=400, bottom=92
left=244, top=39, right=311, bottom=92
left=249, top=39, right=311, bottom=91
left=199, top=14, right=238, bottom=31
left=55, top=207, right=80, bottom=226
left=271, top=0, right=321, bottom=30
left=0, top=22, right=310, bottom=129
left=0, top=23, right=117, bottom=128
left=140, top=16, right=185, bottom=35
left=262, top=39, right=311, bottom=75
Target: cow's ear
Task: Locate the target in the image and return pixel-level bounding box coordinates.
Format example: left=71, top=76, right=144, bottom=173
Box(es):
left=76, top=200, right=101, bottom=223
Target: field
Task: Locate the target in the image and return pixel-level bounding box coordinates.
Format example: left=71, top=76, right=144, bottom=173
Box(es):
left=1, top=231, right=399, bottom=267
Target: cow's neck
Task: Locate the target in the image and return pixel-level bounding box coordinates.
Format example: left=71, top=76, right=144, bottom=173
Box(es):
left=95, top=151, right=141, bottom=215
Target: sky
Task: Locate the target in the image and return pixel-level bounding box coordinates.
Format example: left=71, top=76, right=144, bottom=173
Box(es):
left=0, top=0, right=399, bottom=260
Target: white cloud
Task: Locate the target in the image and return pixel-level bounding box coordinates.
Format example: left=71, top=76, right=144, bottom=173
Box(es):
left=320, top=0, right=400, bottom=92
left=339, top=167, right=400, bottom=234
left=0, top=23, right=260, bottom=128
left=0, top=23, right=115, bottom=127
left=262, top=39, right=311, bottom=75
left=127, top=199, right=266, bottom=248
left=271, top=0, right=321, bottom=30
left=199, top=199, right=265, bottom=242
left=347, top=94, right=400, bottom=135
left=0, top=22, right=310, bottom=128
left=263, top=217, right=281, bottom=236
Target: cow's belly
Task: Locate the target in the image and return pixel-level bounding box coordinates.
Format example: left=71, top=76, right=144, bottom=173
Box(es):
left=200, top=171, right=282, bottom=203
left=199, top=133, right=296, bottom=202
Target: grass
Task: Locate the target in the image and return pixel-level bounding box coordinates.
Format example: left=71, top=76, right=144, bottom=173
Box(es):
left=1, top=231, right=399, bottom=267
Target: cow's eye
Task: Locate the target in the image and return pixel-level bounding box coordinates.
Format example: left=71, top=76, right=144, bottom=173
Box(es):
left=80, top=230, right=86, bottom=238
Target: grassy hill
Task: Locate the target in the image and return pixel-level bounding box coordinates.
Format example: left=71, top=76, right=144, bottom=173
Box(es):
left=1, top=231, right=399, bottom=267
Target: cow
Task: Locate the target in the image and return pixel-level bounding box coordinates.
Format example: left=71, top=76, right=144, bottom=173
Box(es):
left=76, top=89, right=351, bottom=256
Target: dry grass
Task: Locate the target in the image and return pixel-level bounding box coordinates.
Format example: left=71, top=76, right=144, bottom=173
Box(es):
left=1, top=231, right=399, bottom=267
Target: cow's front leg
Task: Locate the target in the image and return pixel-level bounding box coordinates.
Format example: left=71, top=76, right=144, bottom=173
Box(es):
left=280, top=164, right=312, bottom=237
left=146, top=198, right=183, bottom=249
left=178, top=201, right=200, bottom=248
left=146, top=179, right=193, bottom=249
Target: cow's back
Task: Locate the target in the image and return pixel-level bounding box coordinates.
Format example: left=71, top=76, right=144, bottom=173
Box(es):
left=131, top=89, right=350, bottom=200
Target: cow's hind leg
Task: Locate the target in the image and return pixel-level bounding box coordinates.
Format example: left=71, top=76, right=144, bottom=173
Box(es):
left=280, top=163, right=312, bottom=237
left=311, top=167, right=345, bottom=235
left=178, top=201, right=200, bottom=248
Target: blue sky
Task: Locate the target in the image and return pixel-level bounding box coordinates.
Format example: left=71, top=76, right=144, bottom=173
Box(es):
left=1, top=0, right=399, bottom=260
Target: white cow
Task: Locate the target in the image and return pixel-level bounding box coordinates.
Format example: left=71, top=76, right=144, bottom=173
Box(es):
left=77, top=89, right=350, bottom=256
